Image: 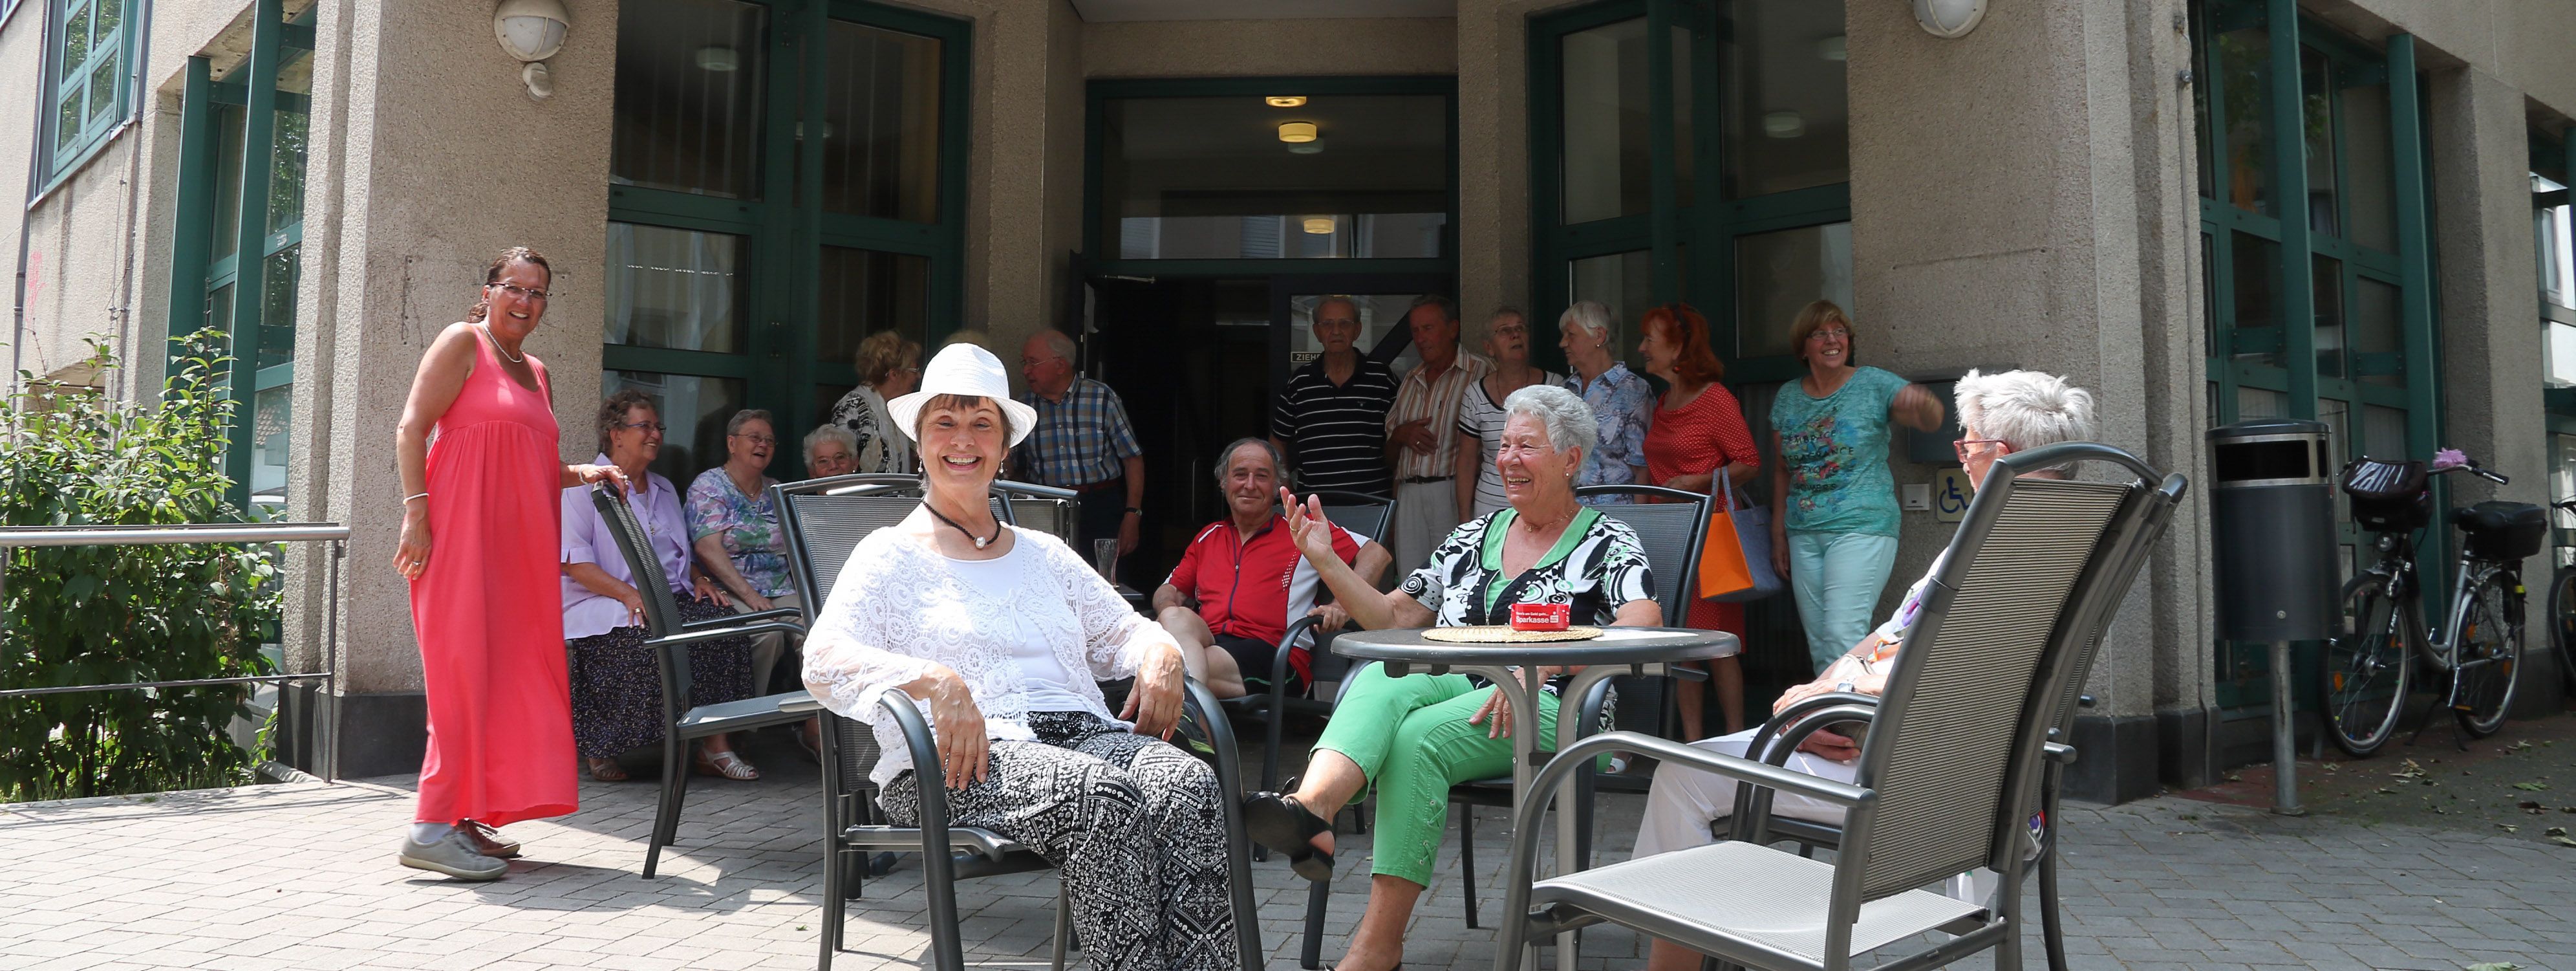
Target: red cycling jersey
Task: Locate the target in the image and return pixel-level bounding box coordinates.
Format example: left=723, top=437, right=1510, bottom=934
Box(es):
left=1166, top=516, right=1365, bottom=683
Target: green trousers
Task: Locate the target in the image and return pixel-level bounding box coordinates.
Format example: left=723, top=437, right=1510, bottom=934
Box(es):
left=1310, top=664, right=1563, bottom=887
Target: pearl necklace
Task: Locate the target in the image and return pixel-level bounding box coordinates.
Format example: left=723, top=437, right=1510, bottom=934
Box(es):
left=478, top=323, right=525, bottom=363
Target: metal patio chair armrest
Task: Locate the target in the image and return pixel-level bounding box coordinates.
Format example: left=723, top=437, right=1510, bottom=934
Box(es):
left=1177, top=675, right=1266, bottom=971
left=648, top=619, right=807, bottom=654
left=782, top=694, right=825, bottom=714
left=875, top=691, right=965, bottom=847
left=683, top=605, right=804, bottom=630
left=1492, top=730, right=1878, bottom=960
left=1260, top=615, right=1327, bottom=792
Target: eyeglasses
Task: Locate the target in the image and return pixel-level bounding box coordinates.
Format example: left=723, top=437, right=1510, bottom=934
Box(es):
left=1953, top=438, right=2008, bottom=461
left=732, top=433, right=777, bottom=446
left=1805, top=326, right=1850, bottom=342
left=616, top=420, right=667, bottom=433
left=488, top=282, right=551, bottom=300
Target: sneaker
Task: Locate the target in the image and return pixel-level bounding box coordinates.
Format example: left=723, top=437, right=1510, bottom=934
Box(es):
left=398, top=827, right=507, bottom=881
left=458, top=819, right=522, bottom=859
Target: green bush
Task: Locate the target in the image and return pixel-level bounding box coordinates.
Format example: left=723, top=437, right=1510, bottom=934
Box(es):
left=1, top=332, right=282, bottom=802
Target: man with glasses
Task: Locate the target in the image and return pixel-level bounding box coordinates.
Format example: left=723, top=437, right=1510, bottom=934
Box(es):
left=1271, top=296, right=1401, bottom=500
left=1017, top=329, right=1147, bottom=573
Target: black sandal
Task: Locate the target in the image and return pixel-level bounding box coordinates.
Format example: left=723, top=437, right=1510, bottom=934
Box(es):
left=1243, top=791, right=1334, bottom=881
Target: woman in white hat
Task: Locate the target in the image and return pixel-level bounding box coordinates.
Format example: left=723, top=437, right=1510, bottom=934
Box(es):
left=799, top=343, right=1238, bottom=971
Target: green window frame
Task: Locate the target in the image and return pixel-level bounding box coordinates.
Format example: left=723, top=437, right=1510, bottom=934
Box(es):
left=163, top=0, right=316, bottom=510
left=41, top=0, right=138, bottom=190
left=1525, top=0, right=1850, bottom=385
left=603, top=0, right=971, bottom=484
left=2190, top=0, right=2442, bottom=710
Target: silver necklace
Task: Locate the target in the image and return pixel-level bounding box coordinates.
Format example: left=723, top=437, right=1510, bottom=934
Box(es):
left=478, top=323, right=525, bottom=364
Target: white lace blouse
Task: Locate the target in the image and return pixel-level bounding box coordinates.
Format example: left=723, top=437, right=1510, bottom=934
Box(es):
left=802, top=523, right=1175, bottom=787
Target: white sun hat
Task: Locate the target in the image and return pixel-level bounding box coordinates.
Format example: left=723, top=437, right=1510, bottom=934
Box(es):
left=886, top=342, right=1039, bottom=446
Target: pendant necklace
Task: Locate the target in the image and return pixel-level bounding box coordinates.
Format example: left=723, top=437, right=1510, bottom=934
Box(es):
left=926, top=501, right=1001, bottom=549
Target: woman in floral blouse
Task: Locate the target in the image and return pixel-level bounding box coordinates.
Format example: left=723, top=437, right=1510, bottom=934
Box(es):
left=686, top=409, right=798, bottom=774
left=826, top=331, right=922, bottom=474
left=1244, top=384, right=1659, bottom=971
left=1557, top=300, right=1655, bottom=505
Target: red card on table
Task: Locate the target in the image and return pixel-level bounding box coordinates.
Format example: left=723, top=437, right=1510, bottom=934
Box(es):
left=1509, top=602, right=1570, bottom=631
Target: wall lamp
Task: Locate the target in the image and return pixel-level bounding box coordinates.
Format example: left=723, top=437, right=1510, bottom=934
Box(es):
left=494, top=0, right=572, bottom=98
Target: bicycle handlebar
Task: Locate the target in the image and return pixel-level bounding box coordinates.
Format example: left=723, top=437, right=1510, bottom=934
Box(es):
left=2432, top=459, right=2510, bottom=486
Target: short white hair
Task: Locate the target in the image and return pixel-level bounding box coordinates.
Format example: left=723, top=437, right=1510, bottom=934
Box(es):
left=1953, top=369, right=2096, bottom=466
left=1501, top=384, right=1598, bottom=455
left=804, top=422, right=858, bottom=459
left=1558, top=300, right=1613, bottom=340
left=1029, top=329, right=1077, bottom=360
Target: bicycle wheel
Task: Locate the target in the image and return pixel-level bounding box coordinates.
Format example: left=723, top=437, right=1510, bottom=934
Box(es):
left=2551, top=567, right=2576, bottom=694
left=2323, top=576, right=2410, bottom=757
left=2451, top=573, right=2523, bottom=738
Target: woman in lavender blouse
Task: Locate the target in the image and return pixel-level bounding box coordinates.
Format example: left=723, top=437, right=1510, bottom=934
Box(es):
left=559, top=390, right=760, bottom=782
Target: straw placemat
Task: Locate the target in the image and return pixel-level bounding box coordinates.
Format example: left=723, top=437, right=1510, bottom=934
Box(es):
left=1420, top=626, right=1604, bottom=644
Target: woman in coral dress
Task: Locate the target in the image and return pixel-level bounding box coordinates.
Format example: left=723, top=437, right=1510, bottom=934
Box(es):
left=1637, top=303, right=1762, bottom=739
left=389, top=247, right=627, bottom=880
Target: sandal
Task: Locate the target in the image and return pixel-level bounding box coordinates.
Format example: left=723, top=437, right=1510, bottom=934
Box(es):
left=694, top=748, right=760, bottom=781
left=793, top=719, right=823, bottom=765
left=586, top=757, right=630, bottom=782
left=1243, top=791, right=1334, bottom=881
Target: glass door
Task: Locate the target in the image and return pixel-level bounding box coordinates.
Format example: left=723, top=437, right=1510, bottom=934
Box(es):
left=603, top=0, right=967, bottom=485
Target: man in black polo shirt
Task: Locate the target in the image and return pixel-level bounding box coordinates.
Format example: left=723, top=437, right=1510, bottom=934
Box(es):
left=1270, top=296, right=1400, bottom=497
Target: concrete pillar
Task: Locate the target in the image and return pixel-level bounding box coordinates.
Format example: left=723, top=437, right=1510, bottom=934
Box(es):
left=281, top=0, right=619, bottom=778
left=2426, top=64, right=2560, bottom=711
left=1455, top=1, right=1544, bottom=320
left=1847, top=0, right=2210, bottom=801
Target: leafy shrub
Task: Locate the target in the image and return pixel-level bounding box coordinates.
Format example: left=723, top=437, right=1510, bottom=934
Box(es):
left=0, top=332, right=281, bottom=802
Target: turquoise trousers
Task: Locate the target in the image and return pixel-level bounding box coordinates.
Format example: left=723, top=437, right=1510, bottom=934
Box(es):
left=1310, top=664, right=1563, bottom=887
left=1786, top=530, right=1899, bottom=673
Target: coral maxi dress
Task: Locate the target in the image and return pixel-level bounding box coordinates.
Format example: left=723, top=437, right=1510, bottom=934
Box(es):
left=408, top=330, right=578, bottom=826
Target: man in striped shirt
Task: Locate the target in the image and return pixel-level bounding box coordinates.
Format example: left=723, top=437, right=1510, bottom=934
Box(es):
left=1382, top=295, right=1493, bottom=575
left=1270, top=296, right=1400, bottom=497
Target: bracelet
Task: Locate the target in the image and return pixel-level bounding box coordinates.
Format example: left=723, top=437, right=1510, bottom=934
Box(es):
left=402, top=492, right=430, bottom=505
left=1123, top=507, right=1143, bottom=516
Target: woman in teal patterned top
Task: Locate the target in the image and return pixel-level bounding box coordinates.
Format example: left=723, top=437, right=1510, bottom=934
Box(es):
left=1766, top=300, right=1944, bottom=673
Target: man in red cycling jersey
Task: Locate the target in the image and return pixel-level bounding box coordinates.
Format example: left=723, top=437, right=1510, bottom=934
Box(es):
left=1154, top=438, right=1391, bottom=699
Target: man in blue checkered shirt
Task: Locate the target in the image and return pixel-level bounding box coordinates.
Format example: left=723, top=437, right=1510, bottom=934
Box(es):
left=1017, top=330, right=1146, bottom=564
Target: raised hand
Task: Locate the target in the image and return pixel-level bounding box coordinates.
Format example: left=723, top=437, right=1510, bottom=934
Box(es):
left=1277, top=486, right=1341, bottom=565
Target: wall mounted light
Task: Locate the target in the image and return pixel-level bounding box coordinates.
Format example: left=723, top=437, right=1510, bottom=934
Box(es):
left=1763, top=111, right=1805, bottom=138
left=1266, top=95, right=1307, bottom=107
left=493, top=0, right=572, bottom=98
left=694, top=45, right=738, bottom=72
left=1277, top=122, right=1318, bottom=143
left=1302, top=217, right=1335, bottom=235
left=1913, top=0, right=1986, bottom=39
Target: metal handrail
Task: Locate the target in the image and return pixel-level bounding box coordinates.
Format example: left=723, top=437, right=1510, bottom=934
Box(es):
left=0, top=521, right=347, bottom=781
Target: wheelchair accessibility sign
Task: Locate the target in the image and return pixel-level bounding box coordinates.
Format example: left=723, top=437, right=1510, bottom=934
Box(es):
left=1933, top=469, right=1971, bottom=523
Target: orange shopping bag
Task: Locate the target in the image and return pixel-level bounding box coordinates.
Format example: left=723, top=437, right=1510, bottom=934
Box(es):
left=1697, top=469, right=1782, bottom=603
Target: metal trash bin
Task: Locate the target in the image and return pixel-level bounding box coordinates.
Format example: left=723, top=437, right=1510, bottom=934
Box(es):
left=2207, top=420, right=2338, bottom=641
left=2205, top=419, right=2337, bottom=814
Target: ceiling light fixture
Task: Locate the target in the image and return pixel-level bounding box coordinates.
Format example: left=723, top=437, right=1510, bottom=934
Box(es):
left=1816, top=35, right=1847, bottom=61
left=1763, top=111, right=1805, bottom=138
left=694, top=45, right=738, bottom=72
left=1277, top=122, right=1318, bottom=144
left=1266, top=95, right=1307, bottom=107
left=1302, top=217, right=1335, bottom=235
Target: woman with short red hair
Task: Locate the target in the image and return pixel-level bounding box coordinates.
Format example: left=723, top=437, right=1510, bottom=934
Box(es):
left=1637, top=303, right=1761, bottom=737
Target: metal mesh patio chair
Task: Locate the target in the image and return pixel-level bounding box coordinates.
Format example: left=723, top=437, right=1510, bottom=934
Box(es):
left=769, top=475, right=1263, bottom=971
left=1732, top=446, right=2186, bottom=971
left=586, top=484, right=813, bottom=880
left=1289, top=485, right=1709, bottom=967
left=1222, top=489, right=1397, bottom=796
left=1490, top=443, right=2167, bottom=971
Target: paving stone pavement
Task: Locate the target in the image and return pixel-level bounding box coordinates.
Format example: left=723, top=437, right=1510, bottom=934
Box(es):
left=2, top=735, right=2571, bottom=971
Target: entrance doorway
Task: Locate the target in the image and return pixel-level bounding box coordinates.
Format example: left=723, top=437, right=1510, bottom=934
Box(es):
left=1086, top=276, right=1446, bottom=585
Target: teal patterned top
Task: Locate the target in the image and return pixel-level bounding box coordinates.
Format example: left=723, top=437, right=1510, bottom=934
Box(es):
left=1769, top=365, right=1909, bottom=537
left=685, top=467, right=792, bottom=598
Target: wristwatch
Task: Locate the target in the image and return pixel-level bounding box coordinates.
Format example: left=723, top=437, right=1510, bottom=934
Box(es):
left=1123, top=507, right=1143, bottom=516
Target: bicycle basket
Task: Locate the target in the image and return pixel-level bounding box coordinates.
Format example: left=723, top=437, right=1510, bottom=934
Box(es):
left=2340, top=457, right=2431, bottom=531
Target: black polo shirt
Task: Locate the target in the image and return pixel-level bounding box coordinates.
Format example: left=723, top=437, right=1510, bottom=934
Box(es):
left=1272, top=356, right=1399, bottom=496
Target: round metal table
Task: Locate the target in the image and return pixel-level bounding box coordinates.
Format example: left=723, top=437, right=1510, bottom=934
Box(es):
left=1329, top=626, right=1739, bottom=971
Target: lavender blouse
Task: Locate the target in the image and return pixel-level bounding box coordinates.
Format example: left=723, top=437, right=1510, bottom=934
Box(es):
left=560, top=455, right=694, bottom=640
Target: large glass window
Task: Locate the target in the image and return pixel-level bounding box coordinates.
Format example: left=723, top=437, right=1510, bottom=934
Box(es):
left=1532, top=0, right=1850, bottom=385
left=1097, top=94, right=1451, bottom=260
left=606, top=0, right=967, bottom=482
left=45, top=0, right=134, bottom=184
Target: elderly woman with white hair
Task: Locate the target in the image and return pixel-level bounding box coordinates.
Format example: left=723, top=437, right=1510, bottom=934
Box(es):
left=1244, top=382, right=1660, bottom=971
left=1556, top=300, right=1655, bottom=505
left=1629, top=368, right=2096, bottom=971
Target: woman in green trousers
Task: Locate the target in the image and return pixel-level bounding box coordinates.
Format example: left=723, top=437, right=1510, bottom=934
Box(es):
left=1244, top=383, right=1662, bottom=971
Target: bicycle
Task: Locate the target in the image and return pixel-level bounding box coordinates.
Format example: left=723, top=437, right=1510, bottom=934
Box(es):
left=2550, top=499, right=2576, bottom=695
left=2321, top=450, right=2548, bottom=757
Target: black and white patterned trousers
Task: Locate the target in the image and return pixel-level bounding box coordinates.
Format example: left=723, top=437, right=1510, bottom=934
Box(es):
left=879, top=711, right=1239, bottom=971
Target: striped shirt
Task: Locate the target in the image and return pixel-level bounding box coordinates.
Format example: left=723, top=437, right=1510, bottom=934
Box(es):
left=1455, top=370, right=1565, bottom=518
left=1386, top=352, right=1494, bottom=481
left=1272, top=357, right=1400, bottom=495
left=1017, top=377, right=1143, bottom=488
